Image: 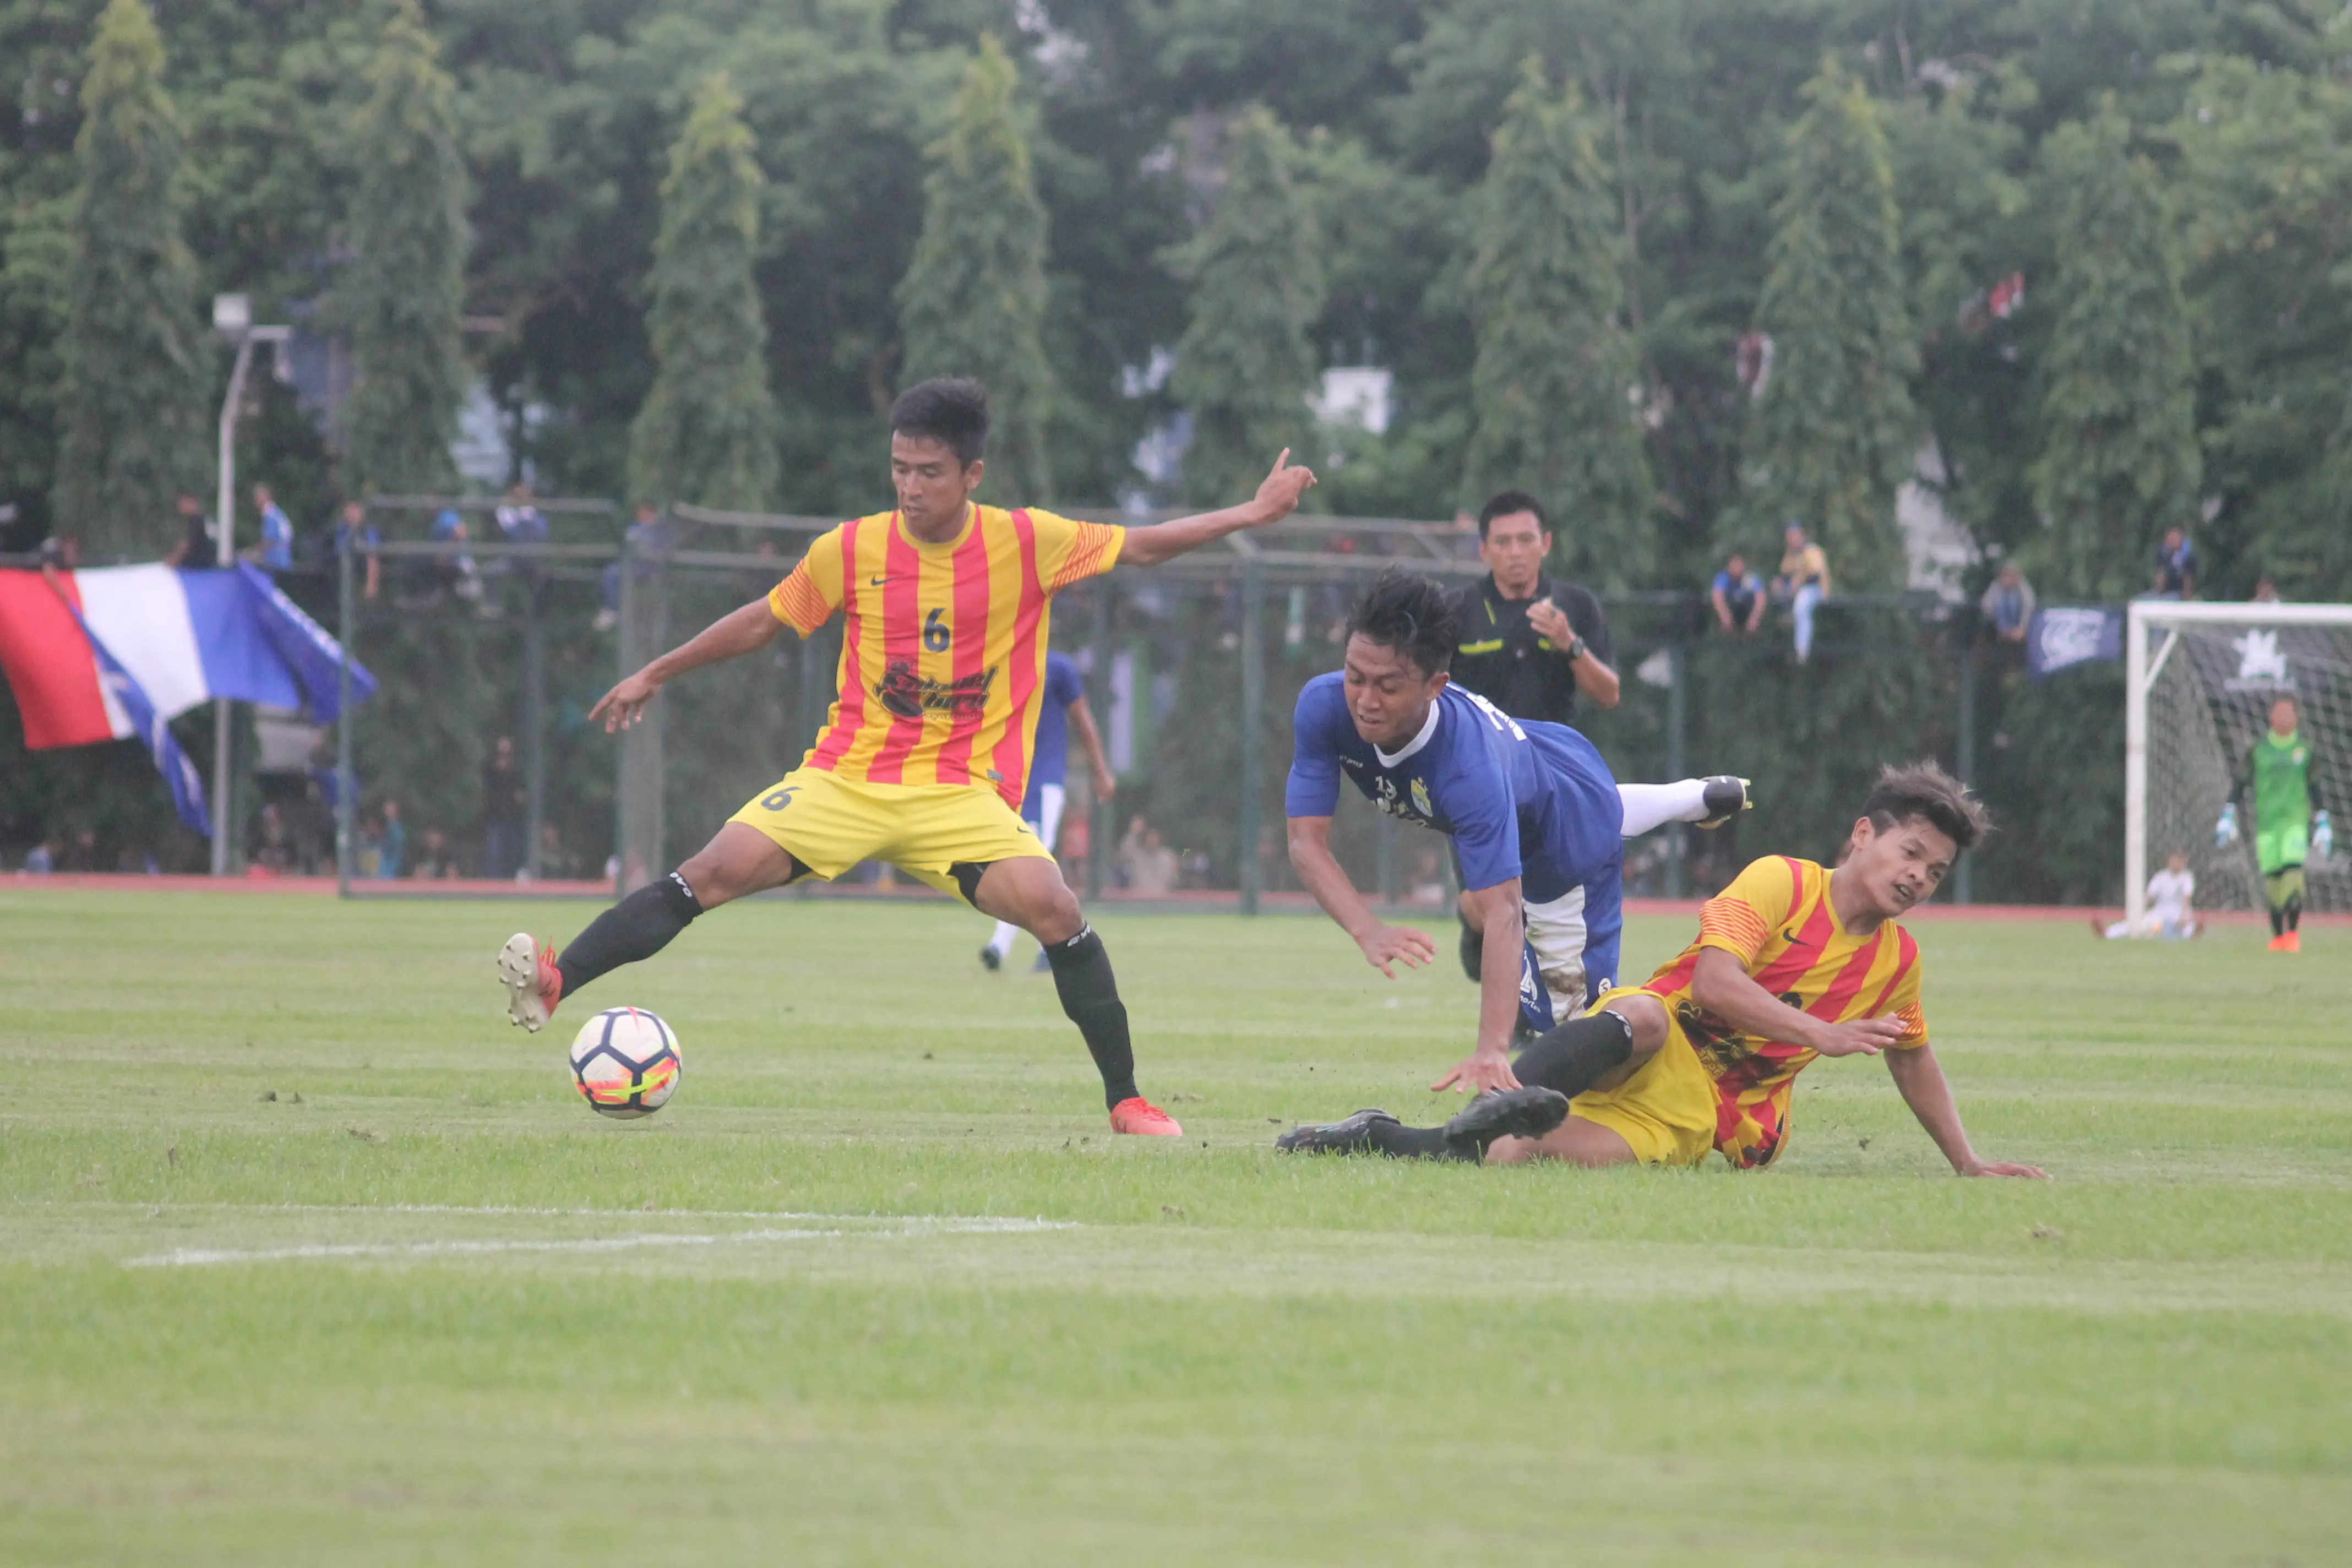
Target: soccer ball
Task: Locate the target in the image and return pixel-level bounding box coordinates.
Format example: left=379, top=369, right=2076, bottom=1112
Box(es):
left=567, top=1008, right=681, bottom=1119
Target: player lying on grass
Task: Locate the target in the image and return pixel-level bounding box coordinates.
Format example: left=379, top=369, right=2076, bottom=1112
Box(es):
left=1284, top=569, right=1749, bottom=1114
left=1279, top=761, right=2048, bottom=1177
left=497, top=377, right=1316, bottom=1137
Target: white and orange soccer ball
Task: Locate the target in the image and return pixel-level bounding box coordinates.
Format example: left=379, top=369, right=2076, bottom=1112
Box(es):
left=567, top=1008, right=681, bottom=1119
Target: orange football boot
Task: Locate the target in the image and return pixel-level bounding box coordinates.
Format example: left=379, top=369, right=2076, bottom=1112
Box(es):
left=1109, top=1096, right=1182, bottom=1137
left=496, top=933, right=564, bottom=1031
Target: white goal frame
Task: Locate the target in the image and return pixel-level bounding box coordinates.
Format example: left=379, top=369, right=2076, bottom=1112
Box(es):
left=2125, top=599, right=2352, bottom=924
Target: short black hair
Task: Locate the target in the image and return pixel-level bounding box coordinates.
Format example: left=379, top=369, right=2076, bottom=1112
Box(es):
left=1862, top=760, right=1993, bottom=853
left=1345, top=568, right=1458, bottom=678
left=1476, top=489, right=1549, bottom=540
left=890, top=378, right=989, bottom=466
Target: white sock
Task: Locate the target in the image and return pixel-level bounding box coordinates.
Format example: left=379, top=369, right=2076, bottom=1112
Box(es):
left=1618, top=780, right=1711, bottom=837
left=986, top=920, right=1019, bottom=959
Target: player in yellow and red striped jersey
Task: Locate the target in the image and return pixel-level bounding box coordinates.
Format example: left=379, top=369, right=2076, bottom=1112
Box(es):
left=494, top=378, right=1318, bottom=1138
left=1277, top=762, right=2047, bottom=1175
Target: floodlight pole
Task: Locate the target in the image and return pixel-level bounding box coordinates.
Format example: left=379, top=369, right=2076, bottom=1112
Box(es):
left=209, top=295, right=289, bottom=875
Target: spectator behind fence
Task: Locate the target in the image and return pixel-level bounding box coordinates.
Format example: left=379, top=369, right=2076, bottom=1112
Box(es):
left=1711, top=551, right=1765, bottom=635
left=1118, top=816, right=1178, bottom=896
left=482, top=735, right=527, bottom=879
left=432, top=504, right=483, bottom=603
left=496, top=482, right=549, bottom=588
left=1447, top=489, right=1619, bottom=727
left=161, top=492, right=216, bottom=568
left=536, top=820, right=578, bottom=880
left=2152, top=526, right=2197, bottom=598
left=1772, top=520, right=1831, bottom=664
left=59, top=826, right=99, bottom=872
left=2252, top=573, right=2282, bottom=604
left=596, top=501, right=668, bottom=633
left=412, top=825, right=458, bottom=879
left=22, top=840, right=56, bottom=874
left=1979, top=560, right=2037, bottom=644
left=334, top=500, right=383, bottom=600
left=248, top=483, right=293, bottom=573
left=377, top=797, right=407, bottom=879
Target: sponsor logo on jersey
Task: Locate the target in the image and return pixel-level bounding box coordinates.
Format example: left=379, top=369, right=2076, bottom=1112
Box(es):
left=1411, top=778, right=1433, bottom=819
left=875, top=660, right=995, bottom=719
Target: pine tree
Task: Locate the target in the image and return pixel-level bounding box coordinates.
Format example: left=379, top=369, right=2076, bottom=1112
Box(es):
left=627, top=73, right=780, bottom=511
left=51, top=0, right=205, bottom=561
left=1462, top=58, right=1654, bottom=586
left=1742, top=57, right=1919, bottom=591
left=2029, top=105, right=2201, bottom=601
left=896, top=36, right=1056, bottom=500
left=335, top=0, right=470, bottom=498
left=1167, top=106, right=1325, bottom=509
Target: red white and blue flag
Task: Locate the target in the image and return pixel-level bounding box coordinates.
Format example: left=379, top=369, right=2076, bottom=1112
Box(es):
left=0, top=563, right=375, bottom=834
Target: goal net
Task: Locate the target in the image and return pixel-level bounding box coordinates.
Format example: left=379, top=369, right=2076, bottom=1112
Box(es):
left=2126, top=601, right=2352, bottom=923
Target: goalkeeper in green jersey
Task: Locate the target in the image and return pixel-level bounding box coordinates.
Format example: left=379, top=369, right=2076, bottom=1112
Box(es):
left=2217, top=694, right=2333, bottom=952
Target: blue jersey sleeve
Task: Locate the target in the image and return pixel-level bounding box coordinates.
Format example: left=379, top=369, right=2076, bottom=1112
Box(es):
left=1044, top=652, right=1084, bottom=711
left=1283, top=677, right=1347, bottom=818
left=1437, top=725, right=1522, bottom=892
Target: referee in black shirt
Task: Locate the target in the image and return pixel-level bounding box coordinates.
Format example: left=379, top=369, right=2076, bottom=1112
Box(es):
left=1449, top=491, right=1620, bottom=725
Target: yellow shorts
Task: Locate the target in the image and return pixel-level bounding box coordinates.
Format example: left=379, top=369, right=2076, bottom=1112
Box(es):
left=1564, top=991, right=1717, bottom=1167
left=726, top=767, right=1052, bottom=903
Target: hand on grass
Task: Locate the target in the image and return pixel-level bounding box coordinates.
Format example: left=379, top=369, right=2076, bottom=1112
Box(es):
left=1354, top=923, right=1435, bottom=978
left=1431, top=1047, right=1521, bottom=1096
left=1958, top=1158, right=2049, bottom=1179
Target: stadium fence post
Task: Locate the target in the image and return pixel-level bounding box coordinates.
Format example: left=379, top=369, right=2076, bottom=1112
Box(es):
left=2124, top=600, right=2149, bottom=928
left=335, top=528, right=355, bottom=899
left=613, top=520, right=668, bottom=896
left=1955, top=630, right=1977, bottom=906
left=522, top=573, right=546, bottom=880
left=1086, top=578, right=1112, bottom=903
left=1665, top=640, right=1687, bottom=899
left=1238, top=549, right=1266, bottom=915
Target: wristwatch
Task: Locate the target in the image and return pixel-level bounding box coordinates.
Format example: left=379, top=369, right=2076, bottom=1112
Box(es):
left=1564, top=634, right=1587, bottom=662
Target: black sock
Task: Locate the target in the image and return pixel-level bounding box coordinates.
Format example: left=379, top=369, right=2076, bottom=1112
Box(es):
left=2271, top=901, right=2286, bottom=938
left=1512, top=1011, right=1634, bottom=1101
left=556, top=872, right=701, bottom=1000
left=2286, top=892, right=2303, bottom=933
left=1043, top=923, right=1141, bottom=1109
left=1363, top=1122, right=1475, bottom=1161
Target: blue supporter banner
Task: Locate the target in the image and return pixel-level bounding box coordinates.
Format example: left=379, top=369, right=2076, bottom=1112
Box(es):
left=2026, top=606, right=2123, bottom=680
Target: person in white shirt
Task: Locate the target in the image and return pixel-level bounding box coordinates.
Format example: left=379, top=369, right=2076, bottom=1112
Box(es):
left=2096, top=850, right=2199, bottom=940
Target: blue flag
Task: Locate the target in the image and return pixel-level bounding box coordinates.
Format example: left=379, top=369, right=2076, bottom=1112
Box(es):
left=2026, top=606, right=2124, bottom=681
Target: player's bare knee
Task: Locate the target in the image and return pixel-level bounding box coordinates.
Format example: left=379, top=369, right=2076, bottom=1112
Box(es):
left=1602, top=992, right=1668, bottom=1055
left=1025, top=884, right=1085, bottom=945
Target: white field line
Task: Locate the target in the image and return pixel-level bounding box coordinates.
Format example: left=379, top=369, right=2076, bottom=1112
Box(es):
left=119, top=1212, right=1075, bottom=1270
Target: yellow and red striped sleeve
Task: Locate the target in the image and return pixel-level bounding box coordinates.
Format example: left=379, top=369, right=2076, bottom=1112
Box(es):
left=1029, top=509, right=1125, bottom=593
left=1694, top=856, right=1799, bottom=967
left=1875, top=932, right=1929, bottom=1048
left=767, top=525, right=846, bottom=637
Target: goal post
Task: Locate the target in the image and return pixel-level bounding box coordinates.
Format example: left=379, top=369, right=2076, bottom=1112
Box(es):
left=2125, top=599, right=2352, bottom=925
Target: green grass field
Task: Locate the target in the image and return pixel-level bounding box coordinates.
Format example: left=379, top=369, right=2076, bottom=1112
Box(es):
left=3, top=889, right=2348, bottom=1565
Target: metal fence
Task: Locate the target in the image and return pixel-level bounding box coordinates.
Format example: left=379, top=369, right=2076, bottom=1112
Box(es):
left=323, top=499, right=2045, bottom=908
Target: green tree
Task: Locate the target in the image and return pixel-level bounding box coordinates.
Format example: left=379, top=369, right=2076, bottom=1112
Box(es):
left=2028, top=104, right=2200, bottom=601
left=335, top=0, right=469, bottom=498
left=1167, top=106, right=1324, bottom=508
left=51, top=0, right=206, bottom=561
left=1740, top=56, right=1918, bottom=591
left=896, top=35, right=1056, bottom=500
left=627, top=73, right=780, bottom=511
left=1462, top=59, right=1653, bottom=585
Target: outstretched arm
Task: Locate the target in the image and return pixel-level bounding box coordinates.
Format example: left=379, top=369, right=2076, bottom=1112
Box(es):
left=1689, top=948, right=1906, bottom=1058
left=1119, top=451, right=1317, bottom=567
left=1883, top=1043, right=2047, bottom=1177
left=1068, top=696, right=1116, bottom=803
left=589, top=598, right=782, bottom=732
left=1287, top=814, right=1434, bottom=978
left=1430, top=879, right=1527, bottom=1095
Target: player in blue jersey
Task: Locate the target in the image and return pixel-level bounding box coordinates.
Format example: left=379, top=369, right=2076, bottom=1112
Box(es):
left=1284, top=570, right=1746, bottom=1113
left=979, top=648, right=1116, bottom=971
